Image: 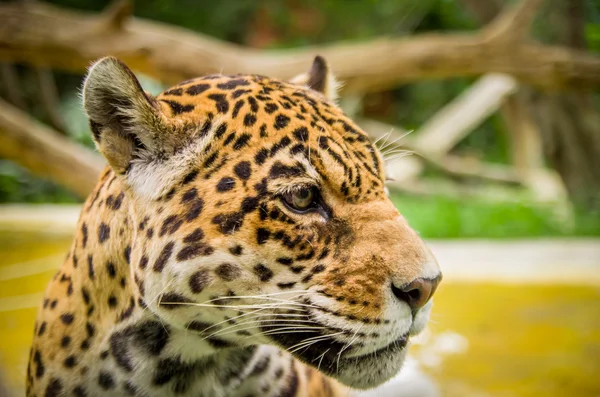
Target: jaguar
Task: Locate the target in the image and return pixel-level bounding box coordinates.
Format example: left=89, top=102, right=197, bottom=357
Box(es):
left=27, top=55, right=441, bottom=397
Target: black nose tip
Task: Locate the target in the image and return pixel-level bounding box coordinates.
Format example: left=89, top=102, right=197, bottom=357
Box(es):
left=392, top=275, right=441, bottom=311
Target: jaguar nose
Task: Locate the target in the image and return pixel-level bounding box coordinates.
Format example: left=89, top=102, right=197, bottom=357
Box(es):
left=391, top=275, right=441, bottom=311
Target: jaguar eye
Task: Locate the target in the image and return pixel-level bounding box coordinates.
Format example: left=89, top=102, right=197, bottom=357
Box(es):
left=282, top=188, right=316, bottom=212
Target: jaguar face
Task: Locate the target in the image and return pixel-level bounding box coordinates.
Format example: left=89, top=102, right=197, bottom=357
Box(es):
left=83, top=56, right=441, bottom=389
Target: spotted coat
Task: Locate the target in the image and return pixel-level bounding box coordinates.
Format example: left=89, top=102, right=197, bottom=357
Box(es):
left=27, top=56, right=441, bottom=397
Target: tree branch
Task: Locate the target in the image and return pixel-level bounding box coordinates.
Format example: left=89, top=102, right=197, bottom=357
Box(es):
left=0, top=0, right=598, bottom=92
left=484, top=0, right=544, bottom=43
left=0, top=98, right=105, bottom=197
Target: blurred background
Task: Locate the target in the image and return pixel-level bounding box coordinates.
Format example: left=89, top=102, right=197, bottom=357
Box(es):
left=0, top=0, right=599, bottom=396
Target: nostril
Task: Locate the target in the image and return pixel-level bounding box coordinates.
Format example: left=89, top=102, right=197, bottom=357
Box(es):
left=392, top=277, right=438, bottom=311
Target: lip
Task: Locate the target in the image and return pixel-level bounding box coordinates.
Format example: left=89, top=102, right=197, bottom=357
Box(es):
left=344, top=335, right=408, bottom=359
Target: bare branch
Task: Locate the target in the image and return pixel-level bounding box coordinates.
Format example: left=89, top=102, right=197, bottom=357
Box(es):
left=0, top=1, right=597, bottom=92
left=484, top=0, right=545, bottom=43
left=101, top=0, right=133, bottom=31
left=0, top=98, right=105, bottom=197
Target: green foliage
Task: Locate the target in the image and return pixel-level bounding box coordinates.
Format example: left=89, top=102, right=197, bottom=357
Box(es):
left=391, top=193, right=600, bottom=238
left=0, top=161, right=79, bottom=203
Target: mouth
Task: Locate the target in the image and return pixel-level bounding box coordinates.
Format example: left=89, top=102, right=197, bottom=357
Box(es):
left=262, top=317, right=411, bottom=388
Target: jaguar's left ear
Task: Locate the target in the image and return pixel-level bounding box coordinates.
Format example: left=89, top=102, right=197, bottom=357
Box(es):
left=290, top=55, right=340, bottom=102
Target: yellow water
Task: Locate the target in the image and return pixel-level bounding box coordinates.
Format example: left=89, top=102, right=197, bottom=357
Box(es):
left=0, top=232, right=598, bottom=397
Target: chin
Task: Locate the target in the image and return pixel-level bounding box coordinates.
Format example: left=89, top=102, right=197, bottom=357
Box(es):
left=334, top=338, right=409, bottom=389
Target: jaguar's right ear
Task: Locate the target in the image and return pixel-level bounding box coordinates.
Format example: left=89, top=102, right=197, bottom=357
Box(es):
left=83, top=57, right=169, bottom=175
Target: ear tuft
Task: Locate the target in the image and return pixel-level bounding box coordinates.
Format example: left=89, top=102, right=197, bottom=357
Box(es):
left=290, top=55, right=340, bottom=102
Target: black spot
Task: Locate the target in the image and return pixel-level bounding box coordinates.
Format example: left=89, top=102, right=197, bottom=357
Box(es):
left=217, top=78, right=250, bottom=90
left=232, top=100, right=244, bottom=118
left=153, top=241, right=175, bottom=272
left=274, top=114, right=291, bottom=130
left=63, top=355, right=77, bottom=368
left=215, top=263, right=241, bottom=281
left=73, top=385, right=88, bottom=397
left=234, top=161, right=252, bottom=180
left=277, top=282, right=297, bottom=289
left=106, top=262, right=116, bottom=278
left=182, top=169, right=199, bottom=185
left=229, top=245, right=243, bottom=255
left=212, top=212, right=244, bottom=235
left=60, top=313, right=74, bottom=325
left=254, top=178, right=268, bottom=195
left=232, top=89, right=252, bottom=98
left=34, top=350, right=44, bottom=378
left=290, top=143, right=306, bottom=155
left=256, top=228, right=270, bottom=244
left=139, top=255, right=149, bottom=269
left=181, top=187, right=198, bottom=203
left=86, top=322, right=95, bottom=337
left=253, top=264, right=273, bottom=282
left=98, top=371, right=116, bottom=390
left=186, top=83, right=210, bottom=95
left=82, top=288, right=91, bottom=305
left=318, top=248, right=330, bottom=260
left=183, top=228, right=205, bottom=243
left=264, top=103, right=278, bottom=114
left=243, top=113, right=257, bottom=127
left=233, top=133, right=252, bottom=150
left=108, top=295, right=118, bottom=308
left=241, top=196, right=259, bottom=213
left=269, top=162, right=305, bottom=179
left=81, top=223, right=88, bottom=248
left=276, top=257, right=293, bottom=266
left=98, top=223, right=110, bottom=243
left=44, top=377, right=63, bottom=397
left=290, top=266, right=305, bottom=274
left=247, top=96, right=259, bottom=112
left=159, top=292, right=192, bottom=309
left=203, top=152, right=218, bottom=168
left=208, top=93, right=229, bottom=113
left=161, top=99, right=195, bottom=114
left=270, top=136, right=292, bottom=157
left=217, top=177, right=236, bottom=192
left=131, top=320, right=170, bottom=356
left=260, top=124, right=268, bottom=137
left=185, top=197, right=204, bottom=222
left=109, top=331, right=133, bottom=371
left=186, top=321, right=213, bottom=333
left=207, top=337, right=235, bottom=349
left=37, top=321, right=47, bottom=336
left=124, top=246, right=131, bottom=264
left=177, top=243, right=214, bottom=261
left=254, top=148, right=269, bottom=165
left=293, top=127, right=309, bottom=141
left=312, top=264, right=326, bottom=274
left=160, top=215, right=183, bottom=237
left=163, top=87, right=183, bottom=96
left=80, top=339, right=91, bottom=350
left=189, top=269, right=211, bottom=294
left=152, top=356, right=195, bottom=387
left=61, top=335, right=71, bottom=348
left=215, top=122, right=228, bottom=138
left=119, top=297, right=135, bottom=321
